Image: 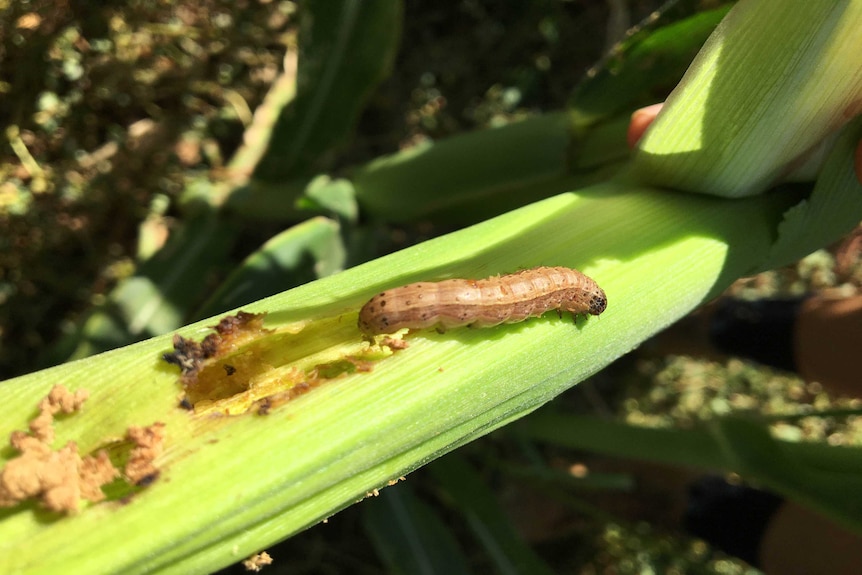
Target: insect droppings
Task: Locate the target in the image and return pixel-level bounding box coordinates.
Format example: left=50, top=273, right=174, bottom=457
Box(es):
left=358, top=266, right=606, bottom=335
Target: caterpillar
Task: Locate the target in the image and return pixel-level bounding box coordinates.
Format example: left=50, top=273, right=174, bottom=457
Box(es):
left=358, top=266, right=606, bottom=336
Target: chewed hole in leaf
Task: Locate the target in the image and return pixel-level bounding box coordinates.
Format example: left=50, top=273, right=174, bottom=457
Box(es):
left=163, top=311, right=407, bottom=416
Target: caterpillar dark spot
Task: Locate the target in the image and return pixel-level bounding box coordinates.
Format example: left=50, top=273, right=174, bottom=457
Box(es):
left=358, top=266, right=606, bottom=335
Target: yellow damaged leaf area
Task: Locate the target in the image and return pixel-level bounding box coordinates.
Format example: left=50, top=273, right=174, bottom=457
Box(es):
left=163, top=311, right=406, bottom=416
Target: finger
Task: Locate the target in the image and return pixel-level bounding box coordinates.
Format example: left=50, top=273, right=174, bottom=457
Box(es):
left=627, top=103, right=664, bottom=149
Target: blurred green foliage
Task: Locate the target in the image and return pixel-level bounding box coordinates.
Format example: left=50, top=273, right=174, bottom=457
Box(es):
left=2, top=1, right=861, bottom=573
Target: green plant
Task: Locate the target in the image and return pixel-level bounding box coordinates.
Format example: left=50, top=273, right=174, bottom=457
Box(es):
left=1, top=1, right=861, bottom=573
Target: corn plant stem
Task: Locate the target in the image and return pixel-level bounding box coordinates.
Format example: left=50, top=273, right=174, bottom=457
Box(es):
left=0, top=178, right=803, bottom=574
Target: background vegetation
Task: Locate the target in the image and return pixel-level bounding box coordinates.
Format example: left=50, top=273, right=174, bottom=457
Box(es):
left=2, top=1, right=861, bottom=573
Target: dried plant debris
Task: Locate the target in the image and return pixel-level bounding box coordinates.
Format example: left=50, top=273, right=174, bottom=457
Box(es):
left=0, top=433, right=118, bottom=514
left=124, top=423, right=167, bottom=486
left=0, top=385, right=165, bottom=514
left=29, top=384, right=90, bottom=444
left=163, top=311, right=271, bottom=378
left=0, top=385, right=115, bottom=513
left=164, top=311, right=277, bottom=409
left=380, top=336, right=410, bottom=350
left=242, top=551, right=273, bottom=572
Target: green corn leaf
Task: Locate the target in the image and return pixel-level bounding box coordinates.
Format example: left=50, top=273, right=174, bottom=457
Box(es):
left=571, top=4, right=733, bottom=123
left=0, top=180, right=806, bottom=574
left=3, top=2, right=861, bottom=573
left=632, top=1, right=862, bottom=198
left=253, top=0, right=402, bottom=181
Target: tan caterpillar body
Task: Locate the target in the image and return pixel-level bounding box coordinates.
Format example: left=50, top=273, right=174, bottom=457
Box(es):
left=358, top=266, right=607, bottom=336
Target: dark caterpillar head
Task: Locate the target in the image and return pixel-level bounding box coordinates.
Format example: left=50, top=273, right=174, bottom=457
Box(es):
left=588, top=288, right=607, bottom=315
